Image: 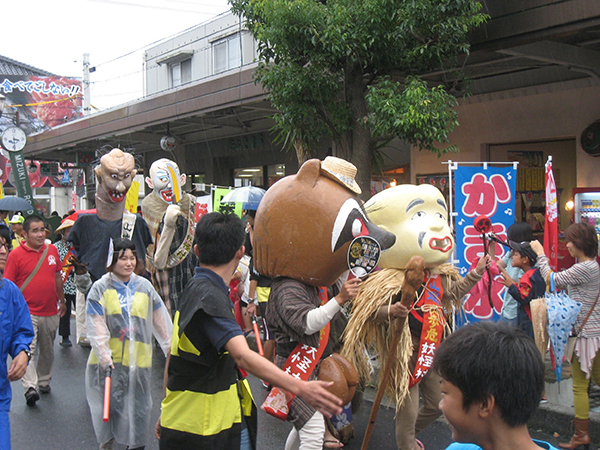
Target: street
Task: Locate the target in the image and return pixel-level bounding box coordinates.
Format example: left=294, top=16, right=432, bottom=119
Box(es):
left=9, top=318, right=562, bottom=450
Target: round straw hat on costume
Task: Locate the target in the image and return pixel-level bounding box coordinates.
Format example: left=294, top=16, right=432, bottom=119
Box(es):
left=320, top=156, right=362, bottom=194
left=55, top=219, right=75, bottom=233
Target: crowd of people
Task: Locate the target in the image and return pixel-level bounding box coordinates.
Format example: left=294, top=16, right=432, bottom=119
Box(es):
left=0, top=155, right=596, bottom=450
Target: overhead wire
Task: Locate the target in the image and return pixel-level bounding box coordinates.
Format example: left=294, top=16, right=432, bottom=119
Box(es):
left=92, top=6, right=231, bottom=68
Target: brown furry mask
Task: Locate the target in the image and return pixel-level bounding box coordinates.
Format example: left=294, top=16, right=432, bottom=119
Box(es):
left=253, top=158, right=395, bottom=286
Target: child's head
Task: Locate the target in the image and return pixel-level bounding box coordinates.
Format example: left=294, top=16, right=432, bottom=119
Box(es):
left=508, top=240, right=537, bottom=268
left=433, top=322, right=544, bottom=442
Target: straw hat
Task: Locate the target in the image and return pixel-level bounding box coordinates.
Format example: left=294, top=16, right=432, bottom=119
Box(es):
left=56, top=219, right=75, bottom=232
left=320, top=156, right=361, bottom=194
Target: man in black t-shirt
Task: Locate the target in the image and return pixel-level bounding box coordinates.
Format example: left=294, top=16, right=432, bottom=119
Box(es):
left=158, top=212, right=343, bottom=450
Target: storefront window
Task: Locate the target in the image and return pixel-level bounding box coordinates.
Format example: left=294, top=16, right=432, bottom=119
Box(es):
left=234, top=167, right=262, bottom=187
left=233, top=164, right=285, bottom=188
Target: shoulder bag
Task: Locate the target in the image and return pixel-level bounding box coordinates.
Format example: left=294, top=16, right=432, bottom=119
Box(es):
left=19, top=245, right=50, bottom=293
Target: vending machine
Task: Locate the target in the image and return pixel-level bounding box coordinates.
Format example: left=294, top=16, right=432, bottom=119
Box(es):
left=573, top=188, right=600, bottom=236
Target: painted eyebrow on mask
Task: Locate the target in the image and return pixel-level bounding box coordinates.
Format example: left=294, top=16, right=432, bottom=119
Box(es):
left=406, top=199, right=424, bottom=212
left=437, top=199, right=447, bottom=211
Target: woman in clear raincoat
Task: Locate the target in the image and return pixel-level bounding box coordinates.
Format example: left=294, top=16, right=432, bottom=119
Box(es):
left=85, top=239, right=173, bottom=450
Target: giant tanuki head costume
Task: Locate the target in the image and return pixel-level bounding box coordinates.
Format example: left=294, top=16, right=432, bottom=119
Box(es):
left=253, top=157, right=396, bottom=286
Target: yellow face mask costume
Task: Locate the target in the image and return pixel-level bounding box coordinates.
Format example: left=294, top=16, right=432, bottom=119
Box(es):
left=254, top=157, right=395, bottom=287
left=365, top=184, right=454, bottom=269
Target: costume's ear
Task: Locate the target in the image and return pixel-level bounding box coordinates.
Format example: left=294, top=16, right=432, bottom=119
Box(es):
left=180, top=173, right=187, bottom=186
left=130, top=169, right=138, bottom=178
left=296, top=159, right=321, bottom=189
left=145, top=176, right=154, bottom=189
left=479, top=394, right=495, bottom=419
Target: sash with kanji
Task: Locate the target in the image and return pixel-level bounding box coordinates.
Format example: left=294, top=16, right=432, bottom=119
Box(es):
left=261, top=286, right=330, bottom=421
left=409, top=274, right=445, bottom=388
left=60, top=247, right=76, bottom=283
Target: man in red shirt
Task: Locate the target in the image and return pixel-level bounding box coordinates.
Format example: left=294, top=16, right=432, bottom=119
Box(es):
left=4, top=215, right=65, bottom=406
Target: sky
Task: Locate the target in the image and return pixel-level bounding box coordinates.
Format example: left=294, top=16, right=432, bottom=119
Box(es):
left=1, top=0, right=232, bottom=110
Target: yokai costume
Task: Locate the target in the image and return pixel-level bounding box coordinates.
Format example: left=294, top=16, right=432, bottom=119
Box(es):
left=342, top=184, right=483, bottom=450
left=142, top=158, right=197, bottom=314
left=69, top=149, right=151, bottom=283
left=254, top=157, right=395, bottom=449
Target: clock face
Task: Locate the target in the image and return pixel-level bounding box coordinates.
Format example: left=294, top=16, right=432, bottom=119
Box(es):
left=1, top=126, right=27, bottom=152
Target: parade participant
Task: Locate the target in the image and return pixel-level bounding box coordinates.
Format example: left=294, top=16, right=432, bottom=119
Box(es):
left=55, top=217, right=77, bottom=347
left=497, top=240, right=545, bottom=340
left=342, top=184, right=490, bottom=450
left=142, top=158, right=197, bottom=314
left=436, top=322, right=558, bottom=450
left=0, top=226, right=34, bottom=449
left=158, top=212, right=344, bottom=450
left=86, top=238, right=172, bottom=450
left=4, top=214, right=66, bottom=405
left=69, top=149, right=152, bottom=284
left=254, top=157, right=396, bottom=450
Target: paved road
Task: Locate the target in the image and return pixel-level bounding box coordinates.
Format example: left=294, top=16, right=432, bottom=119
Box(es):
left=9, top=318, right=563, bottom=450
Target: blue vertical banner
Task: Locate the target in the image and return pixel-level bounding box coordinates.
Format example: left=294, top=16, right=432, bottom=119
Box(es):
left=454, top=164, right=517, bottom=321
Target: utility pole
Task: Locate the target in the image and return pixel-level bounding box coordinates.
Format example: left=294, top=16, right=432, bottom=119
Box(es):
left=83, top=53, right=91, bottom=115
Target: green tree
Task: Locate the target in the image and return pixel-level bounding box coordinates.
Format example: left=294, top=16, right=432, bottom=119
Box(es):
left=230, top=0, right=487, bottom=196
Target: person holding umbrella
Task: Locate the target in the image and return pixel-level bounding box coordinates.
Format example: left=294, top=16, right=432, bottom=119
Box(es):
left=0, top=210, right=9, bottom=227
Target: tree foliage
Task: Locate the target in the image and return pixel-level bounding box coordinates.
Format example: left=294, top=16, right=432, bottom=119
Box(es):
left=230, top=0, right=487, bottom=196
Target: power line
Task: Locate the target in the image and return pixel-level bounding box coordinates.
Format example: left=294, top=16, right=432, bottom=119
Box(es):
left=87, top=0, right=228, bottom=15
left=93, top=9, right=231, bottom=68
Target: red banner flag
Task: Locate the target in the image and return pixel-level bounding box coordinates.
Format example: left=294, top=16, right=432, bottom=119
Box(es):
left=544, top=156, right=558, bottom=270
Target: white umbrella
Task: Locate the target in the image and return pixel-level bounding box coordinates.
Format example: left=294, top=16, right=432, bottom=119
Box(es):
left=220, top=186, right=266, bottom=210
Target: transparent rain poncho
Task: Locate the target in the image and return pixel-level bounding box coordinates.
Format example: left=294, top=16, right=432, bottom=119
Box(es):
left=85, top=272, right=172, bottom=448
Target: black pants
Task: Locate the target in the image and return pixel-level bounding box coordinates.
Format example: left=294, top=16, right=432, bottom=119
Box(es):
left=59, top=293, right=76, bottom=338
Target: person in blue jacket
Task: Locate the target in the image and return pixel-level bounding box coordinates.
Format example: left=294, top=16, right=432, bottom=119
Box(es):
left=0, top=225, right=34, bottom=449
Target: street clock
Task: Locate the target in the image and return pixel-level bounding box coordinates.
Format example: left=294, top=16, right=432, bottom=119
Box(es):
left=1, top=126, right=27, bottom=152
